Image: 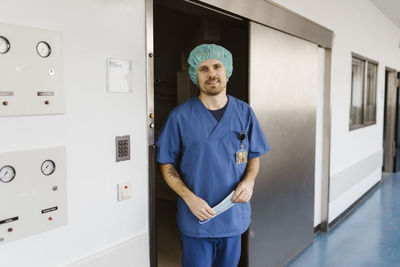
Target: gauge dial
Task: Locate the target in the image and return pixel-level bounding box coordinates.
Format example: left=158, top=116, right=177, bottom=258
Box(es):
left=41, top=160, right=56, bottom=176
left=0, top=165, right=16, bottom=183
left=36, top=41, right=51, bottom=58
left=0, top=36, right=10, bottom=54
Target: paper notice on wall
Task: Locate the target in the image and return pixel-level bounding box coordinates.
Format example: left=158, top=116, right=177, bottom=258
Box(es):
left=106, top=58, right=133, bottom=93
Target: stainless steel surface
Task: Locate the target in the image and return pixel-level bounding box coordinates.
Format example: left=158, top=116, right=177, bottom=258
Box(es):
left=146, top=0, right=156, bottom=266
left=320, top=49, right=332, bottom=232
left=184, top=0, right=243, bottom=20
left=200, top=0, right=333, bottom=48
left=115, top=135, right=130, bottom=162
left=146, top=0, right=155, bottom=146
left=383, top=70, right=397, bottom=172
left=249, top=22, right=318, bottom=266
left=394, top=73, right=400, bottom=172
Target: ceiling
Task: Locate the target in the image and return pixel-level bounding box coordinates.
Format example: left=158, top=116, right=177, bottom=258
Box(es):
left=370, top=0, right=400, bottom=28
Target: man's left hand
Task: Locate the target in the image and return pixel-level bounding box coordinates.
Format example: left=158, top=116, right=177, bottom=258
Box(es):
left=232, top=179, right=255, bottom=203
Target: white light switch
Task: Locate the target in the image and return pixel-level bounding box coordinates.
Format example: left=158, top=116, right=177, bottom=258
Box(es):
left=117, top=182, right=132, bottom=201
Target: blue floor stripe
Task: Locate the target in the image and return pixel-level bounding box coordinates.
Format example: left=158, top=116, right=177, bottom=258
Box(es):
left=288, top=172, right=400, bottom=267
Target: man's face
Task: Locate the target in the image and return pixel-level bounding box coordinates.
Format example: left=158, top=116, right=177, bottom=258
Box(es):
left=197, top=59, right=227, bottom=96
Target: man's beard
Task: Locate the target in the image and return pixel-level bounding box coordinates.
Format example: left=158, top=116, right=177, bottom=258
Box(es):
left=200, top=79, right=226, bottom=96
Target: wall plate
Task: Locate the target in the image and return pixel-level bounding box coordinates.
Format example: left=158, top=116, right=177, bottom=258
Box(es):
left=0, top=146, right=67, bottom=245
left=116, top=135, right=130, bottom=162
left=0, top=23, right=64, bottom=117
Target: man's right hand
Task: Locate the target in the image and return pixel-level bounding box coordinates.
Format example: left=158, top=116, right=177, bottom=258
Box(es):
left=159, top=163, right=216, bottom=221
left=185, top=194, right=216, bottom=221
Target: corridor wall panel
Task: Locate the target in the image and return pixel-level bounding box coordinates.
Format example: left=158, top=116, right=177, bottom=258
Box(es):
left=0, top=0, right=149, bottom=266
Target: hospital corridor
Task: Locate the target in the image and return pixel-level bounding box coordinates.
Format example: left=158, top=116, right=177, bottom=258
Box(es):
left=289, top=172, right=400, bottom=267
left=1, top=0, right=400, bottom=267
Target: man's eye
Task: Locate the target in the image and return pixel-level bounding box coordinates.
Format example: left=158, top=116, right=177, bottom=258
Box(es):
left=215, top=65, right=221, bottom=69
left=200, top=67, right=207, bottom=71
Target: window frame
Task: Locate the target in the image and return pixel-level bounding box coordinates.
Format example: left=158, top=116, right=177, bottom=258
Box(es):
left=349, top=52, right=378, bottom=131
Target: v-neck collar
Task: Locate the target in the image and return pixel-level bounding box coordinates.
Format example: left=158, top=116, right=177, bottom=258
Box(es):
left=195, top=95, right=233, bottom=139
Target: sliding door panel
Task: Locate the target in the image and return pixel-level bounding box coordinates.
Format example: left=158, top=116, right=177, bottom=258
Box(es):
left=248, top=22, right=318, bottom=267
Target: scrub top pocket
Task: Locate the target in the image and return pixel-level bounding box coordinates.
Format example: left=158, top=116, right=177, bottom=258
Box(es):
left=223, top=130, right=249, bottom=178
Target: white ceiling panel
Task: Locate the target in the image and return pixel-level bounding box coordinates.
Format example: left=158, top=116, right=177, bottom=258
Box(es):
left=370, top=0, right=400, bottom=28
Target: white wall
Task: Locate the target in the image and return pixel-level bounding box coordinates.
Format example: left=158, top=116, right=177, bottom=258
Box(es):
left=271, top=0, right=400, bottom=222
left=1, top=0, right=398, bottom=264
left=0, top=0, right=149, bottom=266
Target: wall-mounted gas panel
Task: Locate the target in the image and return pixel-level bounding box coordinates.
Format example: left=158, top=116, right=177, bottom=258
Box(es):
left=0, top=23, right=64, bottom=117
left=0, top=146, right=67, bottom=245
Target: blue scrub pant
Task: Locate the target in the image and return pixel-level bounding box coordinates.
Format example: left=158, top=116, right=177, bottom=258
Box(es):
left=180, top=234, right=242, bottom=267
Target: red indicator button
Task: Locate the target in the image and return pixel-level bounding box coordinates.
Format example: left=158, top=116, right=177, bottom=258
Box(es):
left=48, top=217, right=53, bottom=221
left=7, top=228, right=13, bottom=232
left=125, top=186, right=128, bottom=189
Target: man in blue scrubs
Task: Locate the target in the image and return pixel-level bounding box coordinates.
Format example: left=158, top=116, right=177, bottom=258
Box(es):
left=156, top=44, right=270, bottom=267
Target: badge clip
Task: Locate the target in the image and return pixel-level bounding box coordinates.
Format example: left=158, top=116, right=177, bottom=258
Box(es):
left=236, top=131, right=248, bottom=164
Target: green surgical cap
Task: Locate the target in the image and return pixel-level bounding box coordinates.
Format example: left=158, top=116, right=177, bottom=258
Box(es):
left=187, top=44, right=233, bottom=87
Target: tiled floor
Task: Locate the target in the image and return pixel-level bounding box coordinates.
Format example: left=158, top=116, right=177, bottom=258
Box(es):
left=288, top=173, right=400, bottom=267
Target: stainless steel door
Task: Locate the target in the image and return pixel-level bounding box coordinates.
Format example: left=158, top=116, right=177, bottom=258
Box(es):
left=383, top=70, right=397, bottom=172
left=395, top=80, right=400, bottom=172
left=248, top=22, right=319, bottom=267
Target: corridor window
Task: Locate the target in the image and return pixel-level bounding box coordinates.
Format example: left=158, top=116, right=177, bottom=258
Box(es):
left=349, top=54, right=378, bottom=130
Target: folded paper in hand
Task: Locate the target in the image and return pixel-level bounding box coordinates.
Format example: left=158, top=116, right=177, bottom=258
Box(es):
left=199, top=191, right=236, bottom=224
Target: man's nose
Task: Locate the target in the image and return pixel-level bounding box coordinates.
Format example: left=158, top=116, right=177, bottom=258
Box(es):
left=208, top=69, right=217, bottom=78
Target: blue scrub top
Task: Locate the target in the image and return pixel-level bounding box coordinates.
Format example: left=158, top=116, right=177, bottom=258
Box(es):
left=156, top=95, right=270, bottom=238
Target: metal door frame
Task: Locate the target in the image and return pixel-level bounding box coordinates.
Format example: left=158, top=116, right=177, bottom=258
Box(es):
left=145, top=0, right=334, bottom=265
left=383, top=67, right=399, bottom=173
left=145, top=0, right=156, bottom=266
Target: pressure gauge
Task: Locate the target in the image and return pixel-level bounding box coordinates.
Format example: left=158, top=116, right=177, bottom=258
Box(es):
left=41, top=160, right=56, bottom=176
left=0, top=165, right=16, bottom=183
left=0, top=36, right=10, bottom=54
left=36, top=41, right=51, bottom=58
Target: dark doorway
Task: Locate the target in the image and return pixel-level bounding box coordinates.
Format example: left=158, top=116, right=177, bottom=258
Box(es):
left=152, top=0, right=249, bottom=266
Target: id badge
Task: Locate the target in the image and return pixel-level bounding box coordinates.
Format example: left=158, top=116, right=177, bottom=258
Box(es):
left=236, top=147, right=248, bottom=164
